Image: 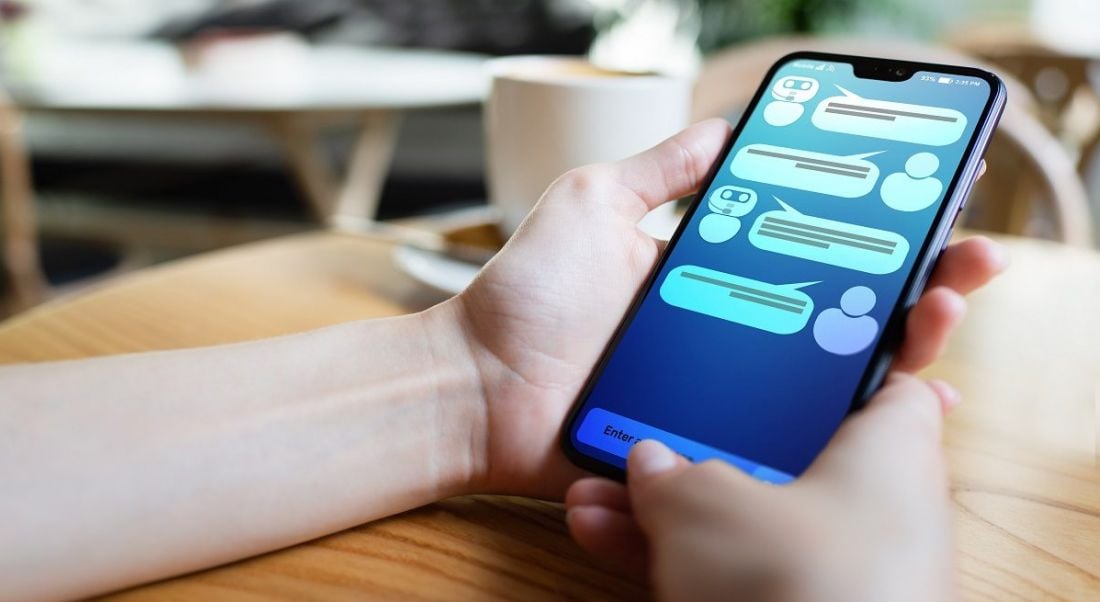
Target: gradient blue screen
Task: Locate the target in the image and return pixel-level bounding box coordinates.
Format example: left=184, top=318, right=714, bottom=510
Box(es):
left=568, top=58, right=993, bottom=481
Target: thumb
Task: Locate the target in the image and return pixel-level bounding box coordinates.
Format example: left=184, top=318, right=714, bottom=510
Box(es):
left=606, top=118, right=731, bottom=221
left=626, top=440, right=761, bottom=540
left=625, top=439, right=693, bottom=541
left=627, top=439, right=691, bottom=485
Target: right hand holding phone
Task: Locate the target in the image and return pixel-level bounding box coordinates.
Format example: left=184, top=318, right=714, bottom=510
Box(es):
left=566, top=373, right=960, bottom=602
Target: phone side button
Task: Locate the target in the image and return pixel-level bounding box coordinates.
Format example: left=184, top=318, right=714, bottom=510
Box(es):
left=942, top=210, right=961, bottom=252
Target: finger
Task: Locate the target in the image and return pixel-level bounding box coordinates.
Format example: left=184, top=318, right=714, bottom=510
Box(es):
left=892, top=287, right=967, bottom=373
left=627, top=440, right=692, bottom=484
left=859, top=373, right=946, bottom=439
left=804, top=373, right=945, bottom=480
left=977, top=159, right=987, bottom=179
left=566, top=478, right=631, bottom=513
left=624, top=440, right=694, bottom=530
left=926, top=236, right=1007, bottom=295
left=566, top=506, right=649, bottom=578
left=627, top=442, right=760, bottom=539
left=609, top=119, right=732, bottom=219
left=926, top=379, right=962, bottom=414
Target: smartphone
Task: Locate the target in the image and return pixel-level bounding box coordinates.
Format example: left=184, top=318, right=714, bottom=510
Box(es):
left=561, top=52, right=1006, bottom=483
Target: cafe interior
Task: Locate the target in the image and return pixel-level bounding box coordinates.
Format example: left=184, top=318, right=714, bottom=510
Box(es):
left=0, top=0, right=1097, bottom=599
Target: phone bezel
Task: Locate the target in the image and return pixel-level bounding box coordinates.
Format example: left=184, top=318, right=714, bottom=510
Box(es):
left=559, top=51, right=1007, bottom=482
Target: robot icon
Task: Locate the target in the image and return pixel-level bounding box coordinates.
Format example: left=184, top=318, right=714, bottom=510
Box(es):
left=698, top=185, right=758, bottom=243
left=764, top=75, right=820, bottom=127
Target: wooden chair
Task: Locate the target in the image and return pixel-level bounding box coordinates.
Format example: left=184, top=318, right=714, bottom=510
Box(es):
left=949, top=33, right=1100, bottom=230
left=693, top=36, right=1094, bottom=247
left=0, top=87, right=47, bottom=311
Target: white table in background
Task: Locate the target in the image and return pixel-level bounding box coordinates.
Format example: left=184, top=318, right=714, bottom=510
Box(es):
left=6, top=40, right=489, bottom=224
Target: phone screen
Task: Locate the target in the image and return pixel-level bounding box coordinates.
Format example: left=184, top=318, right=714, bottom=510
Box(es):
left=564, top=55, right=999, bottom=483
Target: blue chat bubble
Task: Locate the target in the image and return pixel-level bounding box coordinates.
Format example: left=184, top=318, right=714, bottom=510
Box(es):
left=748, top=197, right=910, bottom=275
left=729, top=143, right=880, bottom=199
left=811, top=85, right=967, bottom=146
left=660, top=265, right=816, bottom=335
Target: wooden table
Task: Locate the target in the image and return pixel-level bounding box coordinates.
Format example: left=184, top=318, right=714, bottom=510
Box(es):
left=0, top=231, right=1097, bottom=600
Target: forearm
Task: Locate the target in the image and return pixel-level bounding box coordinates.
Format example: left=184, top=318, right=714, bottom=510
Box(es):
left=0, top=301, right=485, bottom=600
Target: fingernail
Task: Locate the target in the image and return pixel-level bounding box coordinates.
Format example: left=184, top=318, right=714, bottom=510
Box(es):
left=565, top=507, right=578, bottom=525
left=945, top=386, right=962, bottom=410
left=631, top=440, right=678, bottom=478
left=565, top=505, right=596, bottom=527
left=931, top=379, right=962, bottom=412
left=992, top=243, right=1010, bottom=273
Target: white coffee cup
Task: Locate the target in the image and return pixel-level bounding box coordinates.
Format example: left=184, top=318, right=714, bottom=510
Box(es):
left=484, top=56, right=693, bottom=236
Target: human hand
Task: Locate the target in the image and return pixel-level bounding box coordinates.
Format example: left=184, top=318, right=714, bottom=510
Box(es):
left=444, top=119, right=1005, bottom=499
left=566, top=374, right=959, bottom=602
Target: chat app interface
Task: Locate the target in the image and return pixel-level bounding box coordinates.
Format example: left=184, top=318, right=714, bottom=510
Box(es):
left=570, top=59, right=992, bottom=482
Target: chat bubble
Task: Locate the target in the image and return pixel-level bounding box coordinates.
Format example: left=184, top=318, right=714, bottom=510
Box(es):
left=811, top=85, right=967, bottom=146
left=730, top=143, right=880, bottom=198
left=748, top=197, right=910, bottom=275
left=660, top=265, right=816, bottom=335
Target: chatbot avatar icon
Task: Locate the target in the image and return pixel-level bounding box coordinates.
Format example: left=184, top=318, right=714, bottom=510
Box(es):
left=772, top=76, right=820, bottom=102
left=699, top=185, right=757, bottom=243
left=764, top=76, right=820, bottom=127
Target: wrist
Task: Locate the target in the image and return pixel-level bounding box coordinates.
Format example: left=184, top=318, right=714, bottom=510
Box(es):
left=416, top=299, right=492, bottom=498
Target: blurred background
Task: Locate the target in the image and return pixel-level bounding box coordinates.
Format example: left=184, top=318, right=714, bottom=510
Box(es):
left=2, top=0, right=1098, bottom=315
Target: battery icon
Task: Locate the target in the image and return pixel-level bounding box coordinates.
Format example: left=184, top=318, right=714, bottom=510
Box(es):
left=937, top=76, right=953, bottom=84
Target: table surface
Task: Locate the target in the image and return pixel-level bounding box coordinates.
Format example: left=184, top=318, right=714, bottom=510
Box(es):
left=1, top=230, right=1098, bottom=600
left=6, top=41, right=488, bottom=113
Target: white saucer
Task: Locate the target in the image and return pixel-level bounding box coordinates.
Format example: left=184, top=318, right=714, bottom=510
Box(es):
left=392, top=244, right=482, bottom=295
left=392, top=205, right=683, bottom=296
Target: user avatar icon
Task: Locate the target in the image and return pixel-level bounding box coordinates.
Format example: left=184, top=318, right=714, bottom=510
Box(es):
left=813, top=286, right=879, bottom=355
left=699, top=185, right=758, bottom=243
left=881, top=152, right=944, bottom=212
left=764, top=76, right=820, bottom=127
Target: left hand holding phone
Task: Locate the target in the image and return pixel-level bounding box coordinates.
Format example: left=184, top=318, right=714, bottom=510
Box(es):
left=450, top=119, right=1005, bottom=500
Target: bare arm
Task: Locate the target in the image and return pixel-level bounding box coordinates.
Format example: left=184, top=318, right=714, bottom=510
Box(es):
left=0, top=303, right=482, bottom=600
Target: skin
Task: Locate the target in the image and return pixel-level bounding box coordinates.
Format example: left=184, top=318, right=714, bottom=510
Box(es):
left=0, top=120, right=1004, bottom=599
left=566, top=376, right=961, bottom=602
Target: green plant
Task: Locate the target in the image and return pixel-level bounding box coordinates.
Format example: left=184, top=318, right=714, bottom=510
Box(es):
left=694, top=0, right=901, bottom=52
